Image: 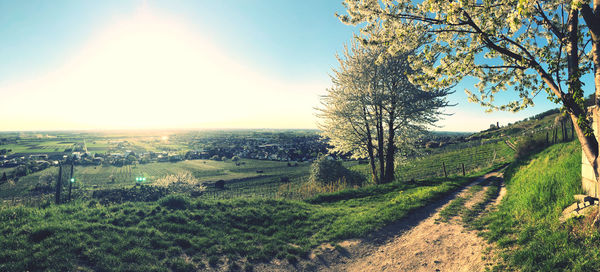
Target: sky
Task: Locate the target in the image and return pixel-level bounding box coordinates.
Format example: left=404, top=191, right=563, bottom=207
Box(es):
left=0, top=0, right=573, bottom=132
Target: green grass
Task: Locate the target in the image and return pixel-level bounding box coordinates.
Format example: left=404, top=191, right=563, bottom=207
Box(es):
left=351, top=141, right=514, bottom=183
left=479, top=141, right=600, bottom=271
left=0, top=169, right=491, bottom=271
left=1, top=141, right=76, bottom=154
left=462, top=176, right=501, bottom=227
left=438, top=184, right=483, bottom=222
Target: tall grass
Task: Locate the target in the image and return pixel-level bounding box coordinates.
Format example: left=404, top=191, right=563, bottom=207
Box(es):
left=276, top=177, right=353, bottom=199
left=481, top=141, right=600, bottom=271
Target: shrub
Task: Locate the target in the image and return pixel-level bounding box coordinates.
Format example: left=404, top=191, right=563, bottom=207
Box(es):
left=154, top=172, right=206, bottom=196
left=158, top=195, right=190, bottom=210
left=309, top=156, right=362, bottom=186
left=515, top=135, right=547, bottom=160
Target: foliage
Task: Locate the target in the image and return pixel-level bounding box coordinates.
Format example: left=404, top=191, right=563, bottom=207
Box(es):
left=338, top=0, right=600, bottom=197
left=154, top=171, right=206, bottom=195
left=318, top=40, right=450, bottom=183
left=339, top=0, right=596, bottom=113
left=158, top=195, right=191, bottom=210
left=515, top=135, right=549, bottom=160
left=32, top=173, right=54, bottom=193
left=309, top=156, right=362, bottom=186
left=14, top=165, right=30, bottom=177
left=478, top=141, right=600, bottom=271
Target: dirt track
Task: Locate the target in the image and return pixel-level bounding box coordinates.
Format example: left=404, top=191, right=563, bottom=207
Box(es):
left=321, top=170, right=504, bottom=272
left=256, top=169, right=506, bottom=272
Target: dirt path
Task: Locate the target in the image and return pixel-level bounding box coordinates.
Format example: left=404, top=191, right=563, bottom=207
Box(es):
left=313, top=170, right=506, bottom=272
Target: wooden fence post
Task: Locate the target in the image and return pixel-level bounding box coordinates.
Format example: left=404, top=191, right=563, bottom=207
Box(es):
left=442, top=162, right=447, bottom=178
left=68, top=163, right=74, bottom=202
left=55, top=164, right=62, bottom=204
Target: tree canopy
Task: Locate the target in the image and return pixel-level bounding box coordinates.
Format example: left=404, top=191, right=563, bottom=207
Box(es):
left=338, top=0, right=600, bottom=220
left=318, top=40, right=450, bottom=183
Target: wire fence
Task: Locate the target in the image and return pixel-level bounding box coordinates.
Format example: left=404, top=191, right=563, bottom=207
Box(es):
left=3, top=130, right=578, bottom=207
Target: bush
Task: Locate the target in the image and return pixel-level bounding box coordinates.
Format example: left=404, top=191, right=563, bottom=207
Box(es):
left=154, top=172, right=206, bottom=196
left=158, top=195, right=190, bottom=210
left=515, top=135, right=548, bottom=159
left=309, top=156, right=363, bottom=186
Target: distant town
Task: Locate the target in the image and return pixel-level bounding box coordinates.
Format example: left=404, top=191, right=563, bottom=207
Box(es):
left=0, top=130, right=334, bottom=181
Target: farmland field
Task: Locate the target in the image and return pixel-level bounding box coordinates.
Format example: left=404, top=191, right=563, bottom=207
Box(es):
left=1, top=141, right=76, bottom=154
left=0, top=159, right=311, bottom=200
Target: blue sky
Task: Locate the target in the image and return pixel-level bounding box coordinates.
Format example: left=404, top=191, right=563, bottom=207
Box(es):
left=0, top=0, right=566, bottom=132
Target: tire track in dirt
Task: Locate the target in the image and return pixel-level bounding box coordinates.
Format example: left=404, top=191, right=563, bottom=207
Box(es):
left=315, top=170, right=506, bottom=272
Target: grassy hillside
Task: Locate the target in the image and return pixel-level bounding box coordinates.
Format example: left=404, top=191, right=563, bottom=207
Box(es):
left=0, top=169, right=494, bottom=271
left=350, top=140, right=514, bottom=183
left=480, top=141, right=600, bottom=271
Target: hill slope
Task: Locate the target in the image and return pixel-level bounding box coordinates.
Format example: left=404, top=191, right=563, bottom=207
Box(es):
left=480, top=141, right=600, bottom=271
left=0, top=172, right=490, bottom=271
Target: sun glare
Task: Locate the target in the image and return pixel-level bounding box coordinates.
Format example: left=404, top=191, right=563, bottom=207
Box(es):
left=0, top=7, right=322, bottom=131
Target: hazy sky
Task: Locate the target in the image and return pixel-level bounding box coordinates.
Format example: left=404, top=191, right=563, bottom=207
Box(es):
left=0, top=0, right=578, bottom=132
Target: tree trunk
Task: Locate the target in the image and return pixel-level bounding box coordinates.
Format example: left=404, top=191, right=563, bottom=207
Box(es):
left=587, top=0, right=600, bottom=225
left=55, top=164, right=62, bottom=205
left=384, top=117, right=396, bottom=183
left=68, top=163, right=74, bottom=202
left=571, top=120, right=575, bottom=141
left=363, top=106, right=379, bottom=184
left=376, top=106, right=386, bottom=183
left=384, top=94, right=397, bottom=183
left=366, top=133, right=378, bottom=184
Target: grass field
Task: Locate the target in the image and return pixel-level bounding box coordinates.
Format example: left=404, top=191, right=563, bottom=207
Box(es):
left=1, top=141, right=76, bottom=154
left=0, top=135, right=190, bottom=155
left=0, top=168, right=493, bottom=271
left=477, top=140, right=600, bottom=271
left=0, top=159, right=311, bottom=200
left=84, top=140, right=112, bottom=153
